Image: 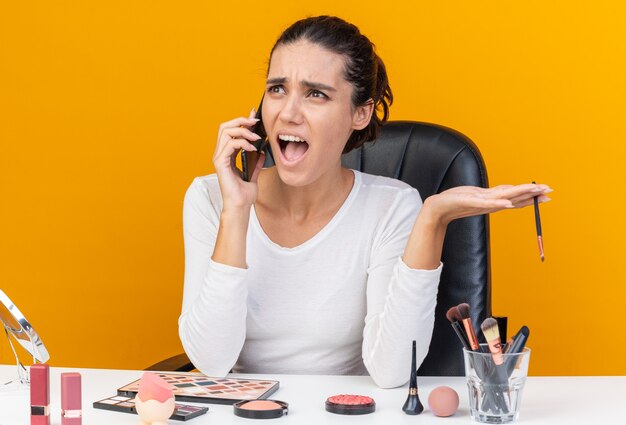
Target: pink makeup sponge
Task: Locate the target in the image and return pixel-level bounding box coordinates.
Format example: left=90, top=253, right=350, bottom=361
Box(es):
left=137, top=372, right=174, bottom=403
left=427, top=386, right=459, bottom=417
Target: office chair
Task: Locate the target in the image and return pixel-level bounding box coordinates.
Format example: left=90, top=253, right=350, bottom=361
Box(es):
left=148, top=121, right=492, bottom=376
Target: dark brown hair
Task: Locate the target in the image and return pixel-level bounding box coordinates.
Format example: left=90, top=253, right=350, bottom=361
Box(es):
left=267, top=16, right=393, bottom=153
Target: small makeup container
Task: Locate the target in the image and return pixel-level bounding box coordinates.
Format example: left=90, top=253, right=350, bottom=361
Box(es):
left=325, top=394, right=376, bottom=415
left=30, top=364, right=50, bottom=425
left=61, top=373, right=82, bottom=425
left=233, top=399, right=289, bottom=419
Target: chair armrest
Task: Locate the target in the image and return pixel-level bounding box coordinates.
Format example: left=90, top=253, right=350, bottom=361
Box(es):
left=145, top=353, right=196, bottom=372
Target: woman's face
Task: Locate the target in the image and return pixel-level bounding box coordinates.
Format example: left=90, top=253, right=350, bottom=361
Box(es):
left=262, top=40, right=372, bottom=187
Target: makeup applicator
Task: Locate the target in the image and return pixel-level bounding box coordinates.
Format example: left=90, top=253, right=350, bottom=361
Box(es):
left=481, top=317, right=511, bottom=388
left=402, top=340, right=424, bottom=415
left=532, top=181, right=545, bottom=262
left=480, top=318, right=512, bottom=413
left=457, top=303, right=480, bottom=351
left=505, top=326, right=530, bottom=376
left=446, top=306, right=471, bottom=350
left=134, top=372, right=175, bottom=425
left=481, top=318, right=504, bottom=365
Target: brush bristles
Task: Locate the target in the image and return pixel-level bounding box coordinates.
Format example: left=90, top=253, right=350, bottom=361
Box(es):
left=457, top=303, right=471, bottom=320
left=446, top=306, right=462, bottom=323
left=481, top=317, right=500, bottom=342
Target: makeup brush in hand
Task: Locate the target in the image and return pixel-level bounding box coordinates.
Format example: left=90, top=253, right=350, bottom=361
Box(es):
left=532, top=181, right=545, bottom=262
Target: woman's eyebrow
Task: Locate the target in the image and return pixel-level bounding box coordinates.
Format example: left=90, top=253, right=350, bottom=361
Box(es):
left=266, top=77, right=336, bottom=92
left=301, top=80, right=336, bottom=92
left=266, top=77, right=287, bottom=85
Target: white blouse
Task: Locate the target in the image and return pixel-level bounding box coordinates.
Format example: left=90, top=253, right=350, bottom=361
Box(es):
left=178, top=170, right=441, bottom=388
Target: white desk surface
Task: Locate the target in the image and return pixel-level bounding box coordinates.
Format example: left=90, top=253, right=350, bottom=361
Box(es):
left=0, top=365, right=624, bottom=424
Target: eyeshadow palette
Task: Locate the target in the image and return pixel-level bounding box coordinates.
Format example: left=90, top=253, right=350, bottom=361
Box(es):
left=117, top=373, right=280, bottom=405
left=93, top=395, right=208, bottom=421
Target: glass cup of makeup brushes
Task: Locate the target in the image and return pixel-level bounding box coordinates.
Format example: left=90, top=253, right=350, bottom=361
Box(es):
left=463, top=345, right=531, bottom=424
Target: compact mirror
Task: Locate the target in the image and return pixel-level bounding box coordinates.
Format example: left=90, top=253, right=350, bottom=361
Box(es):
left=0, top=289, right=50, bottom=384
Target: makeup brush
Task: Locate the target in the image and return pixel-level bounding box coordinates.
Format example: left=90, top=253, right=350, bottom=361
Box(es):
left=504, top=326, right=530, bottom=354
left=481, top=317, right=512, bottom=413
left=504, top=326, right=530, bottom=376
left=446, top=307, right=471, bottom=350
left=532, top=181, right=545, bottom=262
left=451, top=306, right=499, bottom=412
left=402, top=340, right=424, bottom=415
left=457, top=303, right=480, bottom=351
left=481, top=318, right=504, bottom=365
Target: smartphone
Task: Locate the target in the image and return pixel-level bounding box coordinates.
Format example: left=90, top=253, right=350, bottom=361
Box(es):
left=242, top=98, right=268, bottom=182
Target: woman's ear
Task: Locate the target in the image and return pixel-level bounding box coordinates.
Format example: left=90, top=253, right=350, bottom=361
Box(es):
left=352, top=99, right=375, bottom=130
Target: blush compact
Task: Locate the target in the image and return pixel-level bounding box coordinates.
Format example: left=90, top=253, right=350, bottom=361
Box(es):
left=325, top=394, right=376, bottom=415
left=233, top=399, right=289, bottom=419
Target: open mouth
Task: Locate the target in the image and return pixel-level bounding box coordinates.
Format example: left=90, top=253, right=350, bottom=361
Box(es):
left=278, top=134, right=310, bottom=162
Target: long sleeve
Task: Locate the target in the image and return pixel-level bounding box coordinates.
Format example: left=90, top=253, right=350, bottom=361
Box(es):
left=178, top=176, right=248, bottom=376
left=361, top=188, right=442, bottom=388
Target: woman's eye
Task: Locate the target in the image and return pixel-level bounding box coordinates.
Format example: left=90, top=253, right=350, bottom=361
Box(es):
left=268, top=85, right=285, bottom=94
left=309, top=89, right=328, bottom=99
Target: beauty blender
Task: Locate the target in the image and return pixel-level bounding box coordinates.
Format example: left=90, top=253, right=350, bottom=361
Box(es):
left=427, top=386, right=459, bottom=417
left=137, top=372, right=174, bottom=403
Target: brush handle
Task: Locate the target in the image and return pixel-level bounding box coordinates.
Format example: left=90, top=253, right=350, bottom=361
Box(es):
left=482, top=356, right=511, bottom=413
left=451, top=322, right=471, bottom=350
left=505, top=326, right=530, bottom=377
left=532, top=181, right=543, bottom=236
left=462, top=319, right=480, bottom=350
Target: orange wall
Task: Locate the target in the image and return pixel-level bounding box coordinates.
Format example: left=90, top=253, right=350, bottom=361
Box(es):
left=1, top=1, right=625, bottom=375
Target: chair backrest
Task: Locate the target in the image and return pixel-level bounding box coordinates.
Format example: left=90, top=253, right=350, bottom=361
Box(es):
left=265, top=121, right=492, bottom=375
left=347, top=121, right=492, bottom=375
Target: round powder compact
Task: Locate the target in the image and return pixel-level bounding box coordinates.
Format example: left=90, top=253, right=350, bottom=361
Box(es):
left=233, top=399, right=289, bottom=419
left=325, top=394, right=376, bottom=415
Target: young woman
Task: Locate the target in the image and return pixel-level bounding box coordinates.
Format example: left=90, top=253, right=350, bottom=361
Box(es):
left=179, top=16, right=551, bottom=388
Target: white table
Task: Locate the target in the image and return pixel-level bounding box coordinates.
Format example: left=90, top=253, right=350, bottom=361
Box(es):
left=1, top=365, right=624, bottom=424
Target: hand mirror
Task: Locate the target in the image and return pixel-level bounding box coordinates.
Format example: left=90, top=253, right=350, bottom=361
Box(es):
left=0, top=289, right=50, bottom=384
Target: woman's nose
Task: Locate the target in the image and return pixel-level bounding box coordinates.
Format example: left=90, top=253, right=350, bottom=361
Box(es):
left=278, top=94, right=304, bottom=124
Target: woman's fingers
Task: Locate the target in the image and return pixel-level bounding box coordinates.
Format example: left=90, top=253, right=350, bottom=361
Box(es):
left=497, top=185, right=552, bottom=207
left=487, top=183, right=551, bottom=199
left=214, top=138, right=259, bottom=169
left=210, top=111, right=264, bottom=210
left=221, top=127, right=262, bottom=144
left=217, top=116, right=260, bottom=146
left=432, top=183, right=553, bottom=224
left=218, top=126, right=262, bottom=148
left=221, top=138, right=258, bottom=156
left=213, top=129, right=262, bottom=162
left=511, top=195, right=552, bottom=209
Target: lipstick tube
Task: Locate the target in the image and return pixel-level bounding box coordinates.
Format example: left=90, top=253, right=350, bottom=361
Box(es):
left=61, top=372, right=82, bottom=425
left=30, top=364, right=50, bottom=425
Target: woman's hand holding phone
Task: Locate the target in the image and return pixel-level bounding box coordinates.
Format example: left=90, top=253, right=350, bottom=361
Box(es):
left=212, top=109, right=265, bottom=210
